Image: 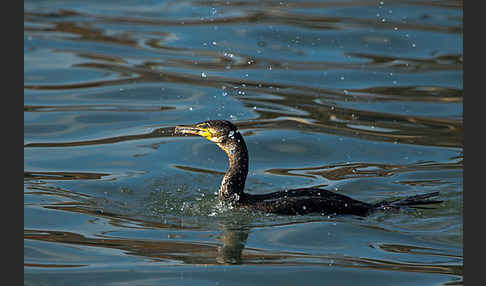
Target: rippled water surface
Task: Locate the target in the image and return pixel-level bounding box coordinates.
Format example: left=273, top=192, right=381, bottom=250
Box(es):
left=25, top=0, right=462, bottom=285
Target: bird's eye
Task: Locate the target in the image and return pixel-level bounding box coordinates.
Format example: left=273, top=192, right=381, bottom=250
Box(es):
left=198, top=123, right=208, bottom=129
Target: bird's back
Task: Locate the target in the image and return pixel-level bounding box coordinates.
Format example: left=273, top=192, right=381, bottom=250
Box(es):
left=240, top=188, right=373, bottom=216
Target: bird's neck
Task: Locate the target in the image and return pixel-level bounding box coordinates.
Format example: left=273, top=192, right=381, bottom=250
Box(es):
left=216, top=132, right=248, bottom=203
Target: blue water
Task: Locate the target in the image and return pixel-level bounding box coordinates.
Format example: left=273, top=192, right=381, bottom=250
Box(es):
left=25, top=0, right=462, bottom=285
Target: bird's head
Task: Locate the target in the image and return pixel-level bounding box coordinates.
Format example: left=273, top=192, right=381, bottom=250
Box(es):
left=175, top=120, right=240, bottom=144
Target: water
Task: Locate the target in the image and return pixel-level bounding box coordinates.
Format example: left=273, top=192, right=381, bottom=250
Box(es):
left=24, top=0, right=462, bottom=285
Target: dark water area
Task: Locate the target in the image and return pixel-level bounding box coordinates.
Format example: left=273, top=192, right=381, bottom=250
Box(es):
left=24, top=0, right=462, bottom=285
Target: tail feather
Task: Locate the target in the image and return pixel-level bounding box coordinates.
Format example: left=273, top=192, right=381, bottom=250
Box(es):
left=374, top=191, right=442, bottom=211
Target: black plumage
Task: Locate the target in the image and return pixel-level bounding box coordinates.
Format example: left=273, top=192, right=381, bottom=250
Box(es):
left=175, top=120, right=441, bottom=216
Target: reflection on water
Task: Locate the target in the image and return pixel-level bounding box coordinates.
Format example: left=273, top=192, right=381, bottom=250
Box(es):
left=25, top=227, right=462, bottom=276
left=25, top=0, right=462, bottom=285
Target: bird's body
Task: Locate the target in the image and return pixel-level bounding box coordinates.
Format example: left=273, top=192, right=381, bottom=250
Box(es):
left=175, top=120, right=441, bottom=216
left=238, top=188, right=373, bottom=216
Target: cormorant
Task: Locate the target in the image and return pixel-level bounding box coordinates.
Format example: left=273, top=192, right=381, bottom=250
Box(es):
left=175, top=120, right=441, bottom=216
